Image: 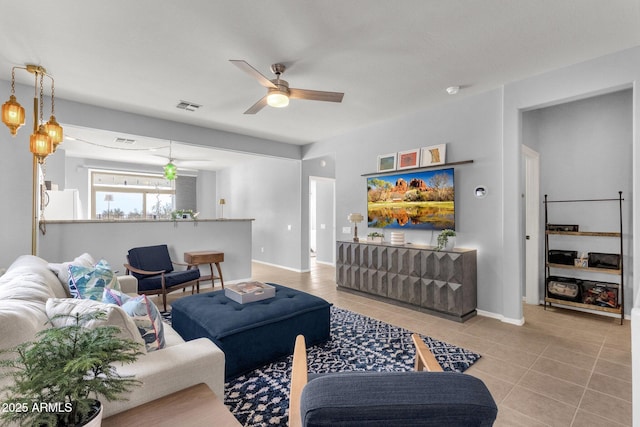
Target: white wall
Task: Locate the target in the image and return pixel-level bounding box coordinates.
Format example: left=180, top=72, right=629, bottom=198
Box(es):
left=197, top=170, right=217, bottom=219
left=303, top=89, right=505, bottom=315
left=216, top=156, right=302, bottom=271
left=523, top=90, right=633, bottom=309
left=0, top=86, right=297, bottom=267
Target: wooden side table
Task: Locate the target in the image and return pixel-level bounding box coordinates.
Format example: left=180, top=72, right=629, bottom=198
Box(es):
left=103, top=383, right=240, bottom=427
left=184, top=250, right=225, bottom=292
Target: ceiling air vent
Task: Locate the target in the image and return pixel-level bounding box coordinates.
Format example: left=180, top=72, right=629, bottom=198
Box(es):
left=176, top=100, right=202, bottom=112
left=114, top=137, right=136, bottom=144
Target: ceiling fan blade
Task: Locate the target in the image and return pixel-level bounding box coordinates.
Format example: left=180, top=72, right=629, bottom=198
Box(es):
left=289, top=88, right=344, bottom=103
left=230, top=60, right=276, bottom=88
left=244, top=95, right=269, bottom=114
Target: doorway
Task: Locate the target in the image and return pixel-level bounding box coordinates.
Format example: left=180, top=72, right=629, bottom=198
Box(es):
left=523, top=145, right=540, bottom=305
left=309, top=177, right=336, bottom=265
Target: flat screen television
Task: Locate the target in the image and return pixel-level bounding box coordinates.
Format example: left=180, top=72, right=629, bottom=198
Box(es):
left=367, top=168, right=454, bottom=230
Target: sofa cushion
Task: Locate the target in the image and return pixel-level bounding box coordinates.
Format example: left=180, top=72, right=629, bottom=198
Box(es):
left=45, top=298, right=146, bottom=353
left=0, top=300, right=49, bottom=353
left=68, top=259, right=119, bottom=300
left=48, top=253, right=95, bottom=293
left=2, top=255, right=68, bottom=300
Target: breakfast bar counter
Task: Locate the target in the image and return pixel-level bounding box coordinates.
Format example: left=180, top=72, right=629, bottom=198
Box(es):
left=39, top=219, right=253, bottom=285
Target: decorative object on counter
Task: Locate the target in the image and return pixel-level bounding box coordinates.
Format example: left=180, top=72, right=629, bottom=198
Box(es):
left=377, top=153, right=397, bottom=172
left=104, top=194, right=114, bottom=219
left=348, top=213, right=364, bottom=242
left=420, top=144, right=446, bottom=167
left=390, top=231, right=405, bottom=245
left=171, top=209, right=199, bottom=220
left=218, top=198, right=226, bottom=219
left=367, top=232, right=384, bottom=243
left=436, top=229, right=456, bottom=251
left=0, top=311, right=142, bottom=427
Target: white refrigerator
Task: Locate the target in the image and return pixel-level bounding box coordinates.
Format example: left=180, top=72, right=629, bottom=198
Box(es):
left=45, top=189, right=80, bottom=220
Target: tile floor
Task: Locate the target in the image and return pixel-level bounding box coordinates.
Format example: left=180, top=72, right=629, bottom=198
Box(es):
left=170, top=260, right=632, bottom=426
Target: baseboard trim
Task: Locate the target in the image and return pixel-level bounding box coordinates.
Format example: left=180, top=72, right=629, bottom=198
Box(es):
left=477, top=309, right=525, bottom=326
left=252, top=259, right=310, bottom=273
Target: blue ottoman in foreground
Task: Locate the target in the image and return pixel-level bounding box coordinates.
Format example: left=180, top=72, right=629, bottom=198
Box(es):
left=171, top=283, right=331, bottom=380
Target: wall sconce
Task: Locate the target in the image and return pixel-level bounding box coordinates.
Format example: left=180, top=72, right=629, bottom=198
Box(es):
left=474, top=185, right=488, bottom=199
left=1, top=64, right=64, bottom=255
left=347, top=213, right=364, bottom=242
left=218, top=198, right=226, bottom=219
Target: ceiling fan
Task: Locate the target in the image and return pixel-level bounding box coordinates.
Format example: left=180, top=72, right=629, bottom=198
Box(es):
left=230, top=60, right=344, bottom=114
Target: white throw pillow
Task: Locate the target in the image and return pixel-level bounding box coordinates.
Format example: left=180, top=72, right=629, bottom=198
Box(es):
left=48, top=253, right=96, bottom=290
left=45, top=298, right=146, bottom=353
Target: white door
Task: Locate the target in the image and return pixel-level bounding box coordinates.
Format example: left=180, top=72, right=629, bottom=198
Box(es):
left=523, top=145, right=540, bottom=304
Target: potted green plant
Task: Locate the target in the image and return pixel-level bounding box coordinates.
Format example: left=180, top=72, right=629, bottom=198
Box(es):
left=367, top=232, right=385, bottom=243
left=436, top=229, right=456, bottom=251
left=0, top=311, right=143, bottom=427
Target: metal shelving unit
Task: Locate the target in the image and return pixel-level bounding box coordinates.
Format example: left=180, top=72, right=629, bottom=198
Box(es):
left=543, top=192, right=624, bottom=324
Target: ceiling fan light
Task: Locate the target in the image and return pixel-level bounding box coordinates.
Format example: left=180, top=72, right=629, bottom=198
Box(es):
left=2, top=95, right=25, bottom=136
left=267, top=91, right=289, bottom=108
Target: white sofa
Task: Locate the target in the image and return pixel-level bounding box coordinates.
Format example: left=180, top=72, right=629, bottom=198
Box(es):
left=0, top=255, right=226, bottom=417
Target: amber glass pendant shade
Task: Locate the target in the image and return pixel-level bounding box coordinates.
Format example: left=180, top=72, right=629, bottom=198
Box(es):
left=164, top=162, right=177, bottom=180
left=2, top=95, right=26, bottom=135
left=30, top=125, right=53, bottom=161
left=45, top=115, right=64, bottom=150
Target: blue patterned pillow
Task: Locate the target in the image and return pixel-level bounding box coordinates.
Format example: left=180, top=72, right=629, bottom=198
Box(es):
left=121, top=295, right=165, bottom=352
left=68, top=259, right=118, bottom=300
left=102, top=287, right=131, bottom=306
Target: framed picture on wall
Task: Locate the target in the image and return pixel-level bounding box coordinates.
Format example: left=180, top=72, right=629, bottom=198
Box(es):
left=397, top=149, right=420, bottom=170
left=377, top=153, right=397, bottom=172
left=420, top=144, right=446, bottom=167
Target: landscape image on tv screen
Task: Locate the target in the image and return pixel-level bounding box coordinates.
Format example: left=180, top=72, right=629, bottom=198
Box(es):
left=367, top=168, right=454, bottom=230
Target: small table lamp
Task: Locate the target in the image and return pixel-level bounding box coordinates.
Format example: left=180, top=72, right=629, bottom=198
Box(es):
left=348, top=213, right=364, bottom=242
left=104, top=194, right=114, bottom=219
left=218, top=198, right=226, bottom=219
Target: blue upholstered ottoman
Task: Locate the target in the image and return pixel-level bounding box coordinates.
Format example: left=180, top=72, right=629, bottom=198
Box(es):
left=171, top=283, right=331, bottom=380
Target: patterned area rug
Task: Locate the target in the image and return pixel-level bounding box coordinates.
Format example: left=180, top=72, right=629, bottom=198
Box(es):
left=220, top=306, right=481, bottom=427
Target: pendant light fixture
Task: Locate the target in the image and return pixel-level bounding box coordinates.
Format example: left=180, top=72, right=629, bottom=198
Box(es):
left=164, top=141, right=177, bottom=180
left=1, top=64, right=64, bottom=255
left=2, top=65, right=63, bottom=163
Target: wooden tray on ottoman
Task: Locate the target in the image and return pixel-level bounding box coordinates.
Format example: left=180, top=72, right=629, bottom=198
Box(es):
left=225, top=281, right=275, bottom=304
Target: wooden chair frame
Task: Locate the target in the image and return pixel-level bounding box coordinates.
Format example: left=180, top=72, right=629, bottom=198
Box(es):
left=124, top=259, right=198, bottom=312
left=289, top=333, right=442, bottom=427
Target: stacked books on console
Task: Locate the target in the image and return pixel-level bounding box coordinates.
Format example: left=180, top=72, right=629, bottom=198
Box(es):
left=225, top=281, right=275, bottom=304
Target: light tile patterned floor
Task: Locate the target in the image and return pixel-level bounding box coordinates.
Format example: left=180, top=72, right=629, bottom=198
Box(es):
left=168, top=260, right=632, bottom=426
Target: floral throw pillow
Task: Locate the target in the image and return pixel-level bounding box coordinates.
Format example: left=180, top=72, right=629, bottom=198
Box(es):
left=105, top=290, right=165, bottom=352
left=68, top=259, right=119, bottom=300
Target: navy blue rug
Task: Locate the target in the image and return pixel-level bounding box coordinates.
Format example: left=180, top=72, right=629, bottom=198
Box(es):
left=220, top=306, right=481, bottom=427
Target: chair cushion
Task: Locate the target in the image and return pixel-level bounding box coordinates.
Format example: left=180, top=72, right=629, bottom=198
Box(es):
left=300, top=371, right=498, bottom=427
left=137, top=269, right=200, bottom=292
left=127, top=245, right=174, bottom=279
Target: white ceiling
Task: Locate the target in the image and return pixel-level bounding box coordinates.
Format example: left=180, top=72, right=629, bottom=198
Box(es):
left=1, top=1, right=639, bottom=170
